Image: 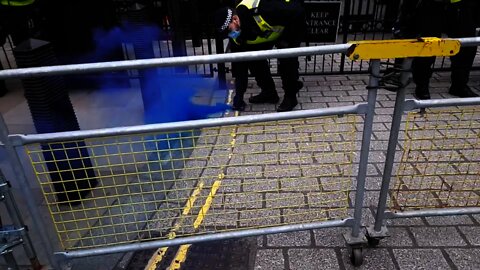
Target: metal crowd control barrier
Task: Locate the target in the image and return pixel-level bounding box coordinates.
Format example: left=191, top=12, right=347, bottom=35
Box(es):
left=366, top=37, right=480, bottom=246
left=0, top=37, right=474, bottom=269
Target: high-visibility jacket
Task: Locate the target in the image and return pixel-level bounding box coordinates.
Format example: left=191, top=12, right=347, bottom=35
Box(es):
left=233, top=0, right=286, bottom=45
left=0, top=0, right=35, bottom=6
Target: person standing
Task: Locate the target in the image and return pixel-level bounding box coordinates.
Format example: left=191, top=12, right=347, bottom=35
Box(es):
left=397, top=0, right=479, bottom=99
left=214, top=0, right=306, bottom=112
left=0, top=0, right=37, bottom=97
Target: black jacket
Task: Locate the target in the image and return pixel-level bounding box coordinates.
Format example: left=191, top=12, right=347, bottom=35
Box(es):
left=235, top=0, right=305, bottom=47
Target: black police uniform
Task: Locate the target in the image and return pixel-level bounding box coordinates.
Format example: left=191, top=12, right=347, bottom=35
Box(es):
left=398, top=0, right=478, bottom=99
left=223, top=0, right=306, bottom=112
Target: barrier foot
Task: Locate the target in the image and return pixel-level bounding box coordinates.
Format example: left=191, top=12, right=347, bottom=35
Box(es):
left=366, top=225, right=390, bottom=247
left=343, top=232, right=367, bottom=267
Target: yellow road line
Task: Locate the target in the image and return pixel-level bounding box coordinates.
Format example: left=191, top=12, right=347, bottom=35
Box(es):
left=152, top=89, right=238, bottom=270
left=167, top=244, right=191, bottom=270
left=168, top=179, right=223, bottom=269
left=144, top=182, right=205, bottom=270
left=193, top=179, right=223, bottom=228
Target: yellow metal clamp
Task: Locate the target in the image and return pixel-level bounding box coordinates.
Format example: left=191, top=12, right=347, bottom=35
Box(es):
left=346, top=38, right=461, bottom=61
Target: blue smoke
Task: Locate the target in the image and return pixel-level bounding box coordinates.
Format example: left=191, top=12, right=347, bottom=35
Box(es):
left=85, top=22, right=229, bottom=125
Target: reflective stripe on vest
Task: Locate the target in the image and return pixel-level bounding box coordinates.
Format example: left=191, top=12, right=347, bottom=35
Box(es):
left=234, top=0, right=285, bottom=45
left=450, top=0, right=461, bottom=3
left=0, top=0, right=35, bottom=6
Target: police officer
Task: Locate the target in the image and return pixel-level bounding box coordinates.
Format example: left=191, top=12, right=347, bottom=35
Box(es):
left=398, top=0, right=478, bottom=99
left=0, top=0, right=36, bottom=46
left=0, top=0, right=36, bottom=97
left=215, top=0, right=306, bottom=112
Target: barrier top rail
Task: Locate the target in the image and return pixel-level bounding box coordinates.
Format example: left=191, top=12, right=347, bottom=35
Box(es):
left=0, top=37, right=478, bottom=80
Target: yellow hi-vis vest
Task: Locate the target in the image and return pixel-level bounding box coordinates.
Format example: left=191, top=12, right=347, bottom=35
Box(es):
left=234, top=0, right=286, bottom=45
left=0, top=0, right=35, bottom=6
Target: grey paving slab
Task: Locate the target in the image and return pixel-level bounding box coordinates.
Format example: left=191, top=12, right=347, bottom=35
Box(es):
left=393, top=249, right=450, bottom=270
left=254, top=249, right=285, bottom=270
left=378, top=227, right=414, bottom=247
left=457, top=226, right=480, bottom=246
left=313, top=227, right=349, bottom=247
left=425, top=215, right=475, bottom=226
left=410, top=227, right=467, bottom=247
left=445, top=248, right=480, bottom=270
left=266, top=231, right=312, bottom=247
left=287, top=248, right=339, bottom=270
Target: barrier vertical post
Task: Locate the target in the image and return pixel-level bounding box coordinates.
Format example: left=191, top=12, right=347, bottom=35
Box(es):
left=343, top=59, right=380, bottom=266
left=366, top=58, right=412, bottom=245
left=0, top=114, right=60, bottom=269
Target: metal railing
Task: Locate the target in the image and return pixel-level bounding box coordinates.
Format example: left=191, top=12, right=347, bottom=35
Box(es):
left=0, top=37, right=479, bottom=269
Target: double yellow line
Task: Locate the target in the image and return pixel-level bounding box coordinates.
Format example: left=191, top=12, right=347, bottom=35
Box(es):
left=145, top=90, right=238, bottom=270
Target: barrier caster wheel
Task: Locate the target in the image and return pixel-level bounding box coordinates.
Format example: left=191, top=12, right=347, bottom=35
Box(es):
left=350, top=247, right=363, bottom=267
left=367, top=237, right=380, bottom=247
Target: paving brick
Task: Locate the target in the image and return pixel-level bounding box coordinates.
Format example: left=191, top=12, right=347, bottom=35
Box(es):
left=317, top=80, right=342, bottom=86
left=385, top=217, right=426, bottom=226
left=338, top=95, right=365, bottom=102
left=288, top=248, right=339, bottom=270
left=326, top=76, right=348, bottom=81
left=323, top=90, right=348, bottom=97
left=327, top=102, right=354, bottom=107
left=301, top=102, right=329, bottom=110
left=341, top=248, right=395, bottom=270
left=458, top=226, right=480, bottom=246
left=346, top=208, right=376, bottom=226
left=254, top=249, right=285, bottom=270
left=471, top=214, right=480, bottom=223
left=378, top=100, right=396, bottom=108
left=313, top=227, right=349, bottom=247
left=425, top=215, right=474, bottom=226
left=311, top=96, right=338, bottom=102
left=331, top=85, right=355, bottom=91
left=348, top=190, right=380, bottom=208
left=266, top=231, right=311, bottom=247
left=393, top=249, right=450, bottom=270
left=265, top=193, right=305, bottom=208
left=445, top=248, right=480, bottom=270
left=410, top=227, right=467, bottom=247
left=341, top=80, right=366, bottom=86
left=353, top=85, right=368, bottom=90
left=378, top=227, right=414, bottom=247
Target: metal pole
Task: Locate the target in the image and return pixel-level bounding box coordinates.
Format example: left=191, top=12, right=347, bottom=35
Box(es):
left=0, top=44, right=352, bottom=80
left=351, top=59, right=380, bottom=238
left=0, top=114, right=59, bottom=269
left=373, top=58, right=413, bottom=232
left=339, top=0, right=351, bottom=73
left=0, top=171, right=42, bottom=270
left=2, top=250, right=19, bottom=270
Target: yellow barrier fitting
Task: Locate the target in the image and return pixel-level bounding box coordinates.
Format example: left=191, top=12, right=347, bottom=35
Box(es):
left=347, top=38, right=461, bottom=60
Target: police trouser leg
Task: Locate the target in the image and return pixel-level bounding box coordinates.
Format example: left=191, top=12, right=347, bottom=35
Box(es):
left=249, top=59, right=277, bottom=95
left=232, top=61, right=249, bottom=97
left=278, top=57, right=301, bottom=98
left=450, top=46, right=476, bottom=91
left=412, top=56, right=435, bottom=93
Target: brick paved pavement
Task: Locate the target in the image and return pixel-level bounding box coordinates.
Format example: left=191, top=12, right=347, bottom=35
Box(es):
left=0, top=69, right=479, bottom=269
left=232, top=70, right=480, bottom=270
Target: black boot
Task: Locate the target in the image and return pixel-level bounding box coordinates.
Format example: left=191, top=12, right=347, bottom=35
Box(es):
left=414, top=86, right=430, bottom=100
left=249, top=92, right=279, bottom=104
left=232, top=95, right=246, bottom=111
left=448, top=85, right=479, bottom=98
left=277, top=96, right=298, bottom=112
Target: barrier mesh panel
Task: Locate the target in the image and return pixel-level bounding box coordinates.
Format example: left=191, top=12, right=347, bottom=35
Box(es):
left=391, top=107, right=480, bottom=211
left=24, top=115, right=359, bottom=250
